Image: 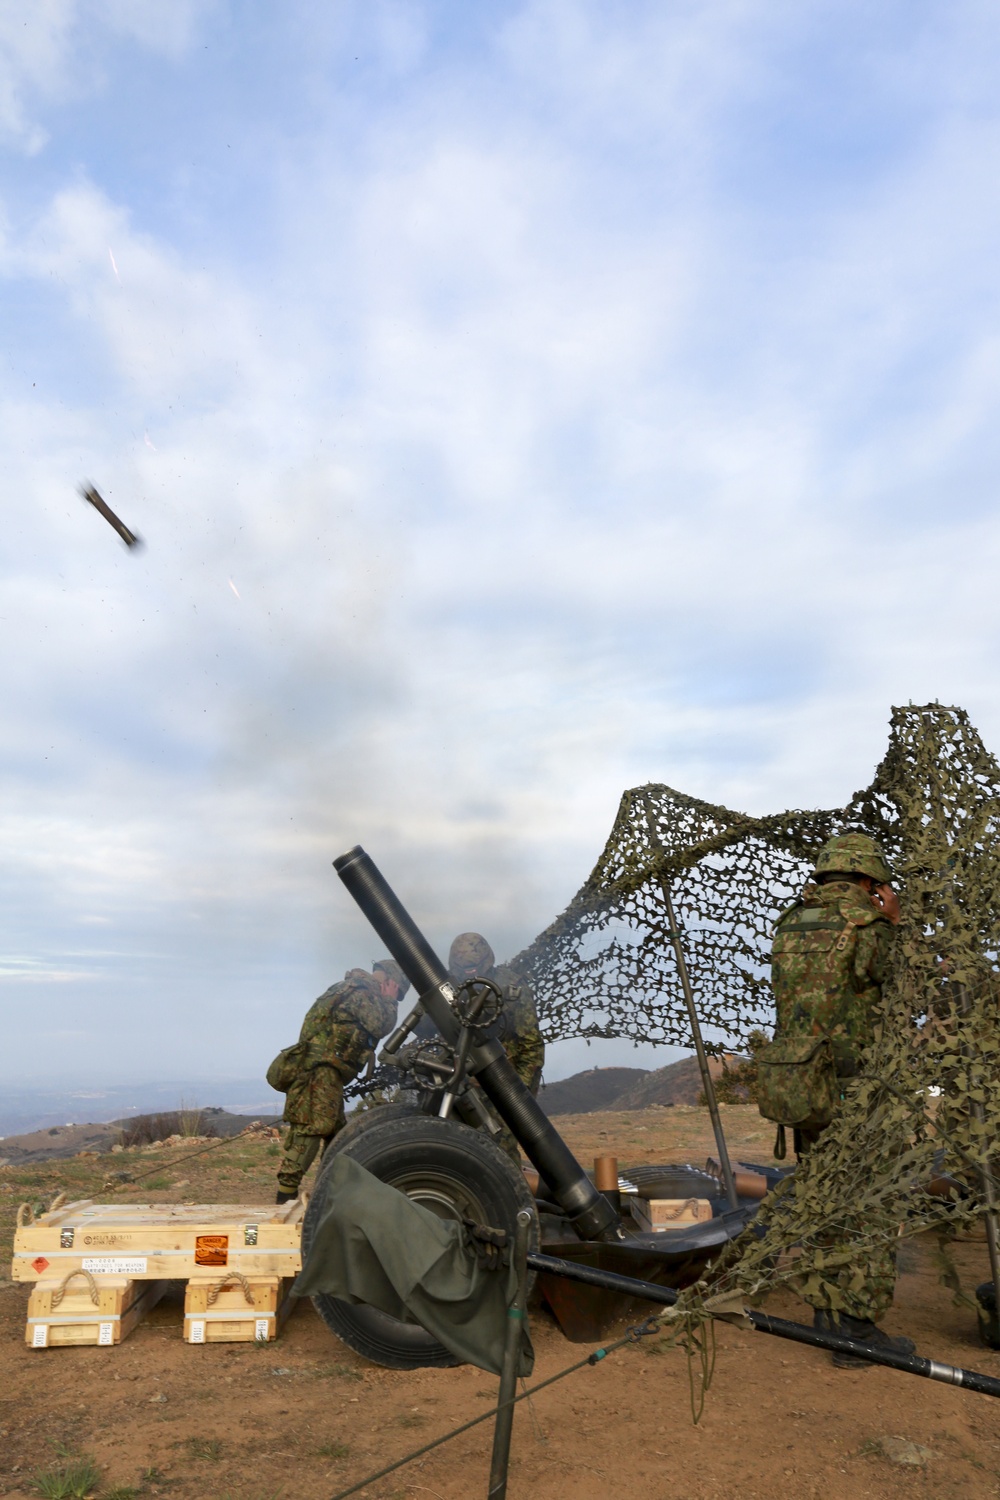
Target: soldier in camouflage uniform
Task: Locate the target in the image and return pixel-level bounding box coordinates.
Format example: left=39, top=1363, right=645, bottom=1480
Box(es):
left=448, top=933, right=544, bottom=1094
left=448, top=933, right=544, bottom=1162
left=769, top=832, right=915, bottom=1367
left=275, top=959, right=409, bottom=1203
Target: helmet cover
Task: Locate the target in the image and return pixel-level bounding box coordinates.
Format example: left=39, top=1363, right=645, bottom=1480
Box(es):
left=813, top=833, right=893, bottom=885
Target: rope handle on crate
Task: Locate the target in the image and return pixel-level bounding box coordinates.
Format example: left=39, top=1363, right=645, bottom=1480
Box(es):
left=16, top=1194, right=66, bottom=1227
left=206, top=1271, right=256, bottom=1306
left=51, top=1269, right=100, bottom=1308
left=657, top=1197, right=705, bottom=1221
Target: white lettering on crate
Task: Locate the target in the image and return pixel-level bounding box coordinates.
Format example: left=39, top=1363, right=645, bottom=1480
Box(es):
left=81, top=1257, right=148, bottom=1275
left=32, top=1324, right=48, bottom=1348
left=255, top=1319, right=269, bottom=1341
left=98, top=1322, right=114, bottom=1346
left=189, top=1320, right=206, bottom=1343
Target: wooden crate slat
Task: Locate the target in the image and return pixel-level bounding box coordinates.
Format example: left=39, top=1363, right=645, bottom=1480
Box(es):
left=26, top=1278, right=167, bottom=1349
left=184, top=1275, right=293, bottom=1344
left=12, top=1201, right=303, bottom=1282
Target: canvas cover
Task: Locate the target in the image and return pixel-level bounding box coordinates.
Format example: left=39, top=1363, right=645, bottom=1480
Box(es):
left=292, top=1154, right=533, bottom=1377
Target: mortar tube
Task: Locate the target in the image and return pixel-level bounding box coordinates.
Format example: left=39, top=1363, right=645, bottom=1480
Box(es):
left=333, top=846, right=620, bottom=1242
left=487, top=1210, right=532, bottom=1500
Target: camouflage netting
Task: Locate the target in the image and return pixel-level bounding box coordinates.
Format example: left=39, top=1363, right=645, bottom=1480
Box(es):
left=513, top=763, right=838, bottom=1049
left=515, top=701, right=1000, bottom=1331
left=515, top=702, right=999, bottom=1053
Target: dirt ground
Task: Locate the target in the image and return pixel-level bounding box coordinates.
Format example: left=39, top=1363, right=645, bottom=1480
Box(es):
left=2, top=1103, right=999, bottom=1500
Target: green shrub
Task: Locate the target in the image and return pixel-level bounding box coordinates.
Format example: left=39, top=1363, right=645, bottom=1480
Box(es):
left=31, top=1456, right=100, bottom=1498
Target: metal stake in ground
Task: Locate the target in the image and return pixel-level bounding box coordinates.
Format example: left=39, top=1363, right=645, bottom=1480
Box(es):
left=488, top=1209, right=533, bottom=1500
left=642, top=791, right=739, bottom=1210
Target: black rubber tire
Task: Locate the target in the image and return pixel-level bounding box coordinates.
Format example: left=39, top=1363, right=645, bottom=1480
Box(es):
left=304, top=1114, right=538, bottom=1370
left=330, top=1100, right=424, bottom=1152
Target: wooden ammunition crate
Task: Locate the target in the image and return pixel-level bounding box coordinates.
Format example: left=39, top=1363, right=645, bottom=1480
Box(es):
left=26, top=1274, right=167, bottom=1349
left=183, top=1273, right=292, bottom=1344
left=630, top=1196, right=714, bottom=1232
left=12, top=1201, right=304, bottom=1284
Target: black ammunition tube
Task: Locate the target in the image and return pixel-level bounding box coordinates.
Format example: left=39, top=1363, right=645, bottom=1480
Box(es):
left=333, top=846, right=619, bottom=1242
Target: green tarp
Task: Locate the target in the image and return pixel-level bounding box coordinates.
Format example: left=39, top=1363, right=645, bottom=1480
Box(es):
left=292, top=1154, right=534, bottom=1376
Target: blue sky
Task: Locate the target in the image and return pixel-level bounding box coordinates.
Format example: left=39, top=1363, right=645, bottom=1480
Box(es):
left=3, top=1, right=1000, bottom=1090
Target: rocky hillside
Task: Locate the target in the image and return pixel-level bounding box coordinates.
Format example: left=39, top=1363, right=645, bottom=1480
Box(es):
left=538, top=1053, right=746, bottom=1114
left=537, top=1066, right=648, bottom=1115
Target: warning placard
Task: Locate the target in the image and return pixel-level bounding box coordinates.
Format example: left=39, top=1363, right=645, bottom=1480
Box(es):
left=195, top=1235, right=228, bottom=1267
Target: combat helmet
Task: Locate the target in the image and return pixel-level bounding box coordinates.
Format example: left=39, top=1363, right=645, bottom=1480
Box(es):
left=372, top=958, right=411, bottom=1000
left=448, top=932, right=496, bottom=980
left=814, top=832, right=893, bottom=885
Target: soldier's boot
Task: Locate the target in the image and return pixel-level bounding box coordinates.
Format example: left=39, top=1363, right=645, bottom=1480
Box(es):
left=814, top=1311, right=916, bottom=1369
left=275, top=1190, right=297, bottom=1205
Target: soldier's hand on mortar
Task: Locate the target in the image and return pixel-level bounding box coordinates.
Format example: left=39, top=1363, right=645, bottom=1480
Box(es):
left=871, top=883, right=901, bottom=925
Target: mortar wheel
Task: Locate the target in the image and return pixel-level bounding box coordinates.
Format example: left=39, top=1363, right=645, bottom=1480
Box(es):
left=303, top=1113, right=538, bottom=1369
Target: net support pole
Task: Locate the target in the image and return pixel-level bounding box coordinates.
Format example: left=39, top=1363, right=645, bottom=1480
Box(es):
left=643, top=794, right=739, bottom=1211
left=487, top=1209, right=532, bottom=1500
left=956, top=983, right=1000, bottom=1322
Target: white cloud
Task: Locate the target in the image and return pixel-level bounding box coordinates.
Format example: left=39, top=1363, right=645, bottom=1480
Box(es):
left=3, top=3, right=1000, bottom=1081
left=0, top=0, right=205, bottom=151
left=0, top=0, right=75, bottom=151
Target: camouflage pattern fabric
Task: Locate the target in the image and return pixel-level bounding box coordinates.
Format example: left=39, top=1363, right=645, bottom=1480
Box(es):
left=508, top=705, right=1000, bottom=1355
left=791, top=1119, right=898, bottom=1321
left=449, top=932, right=496, bottom=976
left=772, top=879, right=894, bottom=1074
left=372, top=958, right=411, bottom=999
left=494, top=962, right=545, bottom=1094
left=278, top=969, right=398, bottom=1190
left=447, top=936, right=544, bottom=1162
left=813, top=833, right=893, bottom=884
left=276, top=1127, right=332, bottom=1197
left=331, top=967, right=399, bottom=1042
left=447, top=937, right=546, bottom=1094
left=282, top=1021, right=363, bottom=1134
left=769, top=879, right=898, bottom=1316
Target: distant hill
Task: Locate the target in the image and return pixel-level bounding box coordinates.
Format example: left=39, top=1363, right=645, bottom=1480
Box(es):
left=0, top=1108, right=282, bottom=1168
left=538, top=1067, right=648, bottom=1115
left=614, top=1054, right=739, bottom=1109
left=536, top=1054, right=746, bottom=1115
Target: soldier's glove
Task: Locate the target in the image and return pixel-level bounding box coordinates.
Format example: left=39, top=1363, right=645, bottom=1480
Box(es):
left=461, top=1218, right=509, bottom=1272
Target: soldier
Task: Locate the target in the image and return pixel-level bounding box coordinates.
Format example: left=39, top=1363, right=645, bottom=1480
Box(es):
left=274, top=959, right=409, bottom=1203
left=448, top=932, right=544, bottom=1095
left=446, top=932, right=544, bottom=1165
left=769, top=831, right=914, bottom=1367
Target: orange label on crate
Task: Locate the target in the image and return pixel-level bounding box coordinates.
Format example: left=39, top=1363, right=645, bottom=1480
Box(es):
left=32, top=1257, right=49, bottom=1274
left=195, top=1235, right=228, bottom=1266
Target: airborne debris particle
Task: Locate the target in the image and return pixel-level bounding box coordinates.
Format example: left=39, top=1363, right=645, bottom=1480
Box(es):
left=228, top=578, right=241, bottom=599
